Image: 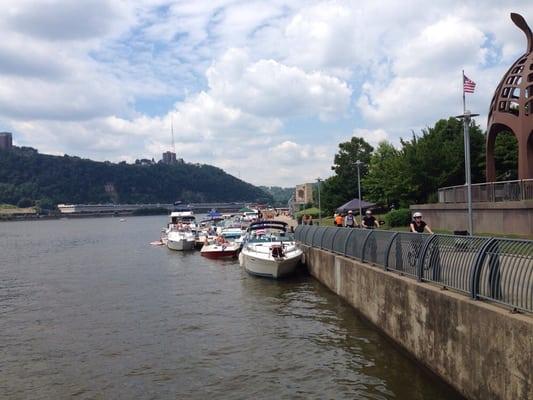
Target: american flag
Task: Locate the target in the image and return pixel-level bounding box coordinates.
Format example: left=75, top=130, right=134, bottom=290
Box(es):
left=463, top=75, right=476, bottom=93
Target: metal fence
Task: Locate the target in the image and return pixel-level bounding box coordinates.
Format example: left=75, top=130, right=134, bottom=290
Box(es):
left=295, top=225, right=533, bottom=313
left=438, top=179, right=533, bottom=203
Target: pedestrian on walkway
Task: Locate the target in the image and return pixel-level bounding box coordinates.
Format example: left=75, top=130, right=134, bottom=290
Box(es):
left=362, top=210, right=379, bottom=229
left=335, top=213, right=344, bottom=227
left=344, top=210, right=357, bottom=228
left=410, top=212, right=433, bottom=234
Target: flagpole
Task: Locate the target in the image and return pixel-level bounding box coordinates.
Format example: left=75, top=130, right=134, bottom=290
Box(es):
left=461, top=70, right=474, bottom=235
left=462, top=70, right=466, bottom=113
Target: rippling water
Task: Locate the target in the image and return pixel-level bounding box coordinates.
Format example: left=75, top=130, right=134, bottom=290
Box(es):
left=0, top=216, right=463, bottom=399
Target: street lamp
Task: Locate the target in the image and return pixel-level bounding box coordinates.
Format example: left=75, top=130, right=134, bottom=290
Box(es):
left=316, top=178, right=322, bottom=225
left=455, top=110, right=479, bottom=236
left=355, top=160, right=363, bottom=219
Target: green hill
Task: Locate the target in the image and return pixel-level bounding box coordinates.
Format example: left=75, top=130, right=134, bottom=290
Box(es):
left=0, top=147, right=271, bottom=206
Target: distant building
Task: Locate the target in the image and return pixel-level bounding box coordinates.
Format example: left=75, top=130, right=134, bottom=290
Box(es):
left=162, top=151, right=177, bottom=165
left=135, top=158, right=155, bottom=166
left=0, top=132, right=13, bottom=150
left=294, top=183, right=314, bottom=206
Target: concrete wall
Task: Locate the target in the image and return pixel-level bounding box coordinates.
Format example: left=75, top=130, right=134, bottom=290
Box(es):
left=411, top=201, right=533, bottom=237
left=302, top=245, right=533, bottom=400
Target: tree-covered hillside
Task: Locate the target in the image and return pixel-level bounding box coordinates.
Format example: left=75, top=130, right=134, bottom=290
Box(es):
left=0, top=147, right=272, bottom=206
left=259, top=186, right=294, bottom=206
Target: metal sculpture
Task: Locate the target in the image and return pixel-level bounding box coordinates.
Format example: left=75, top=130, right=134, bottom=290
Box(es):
left=486, top=13, right=533, bottom=181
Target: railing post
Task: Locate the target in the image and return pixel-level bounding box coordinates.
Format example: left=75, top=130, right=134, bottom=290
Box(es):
left=343, top=229, right=356, bottom=257
left=360, top=229, right=374, bottom=263
left=330, top=227, right=341, bottom=253
left=310, top=226, right=319, bottom=247
left=383, top=232, right=399, bottom=271
left=416, top=234, right=438, bottom=281
left=470, top=238, right=497, bottom=299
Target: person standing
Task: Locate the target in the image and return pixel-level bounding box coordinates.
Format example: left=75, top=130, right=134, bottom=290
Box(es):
left=344, top=210, right=357, bottom=228
left=362, top=210, right=379, bottom=229
left=410, top=212, right=433, bottom=234
left=334, top=213, right=344, bottom=227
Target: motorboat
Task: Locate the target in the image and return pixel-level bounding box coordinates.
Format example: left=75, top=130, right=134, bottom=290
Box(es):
left=200, top=239, right=241, bottom=259
left=239, top=220, right=302, bottom=278
left=167, top=227, right=196, bottom=251
left=165, top=207, right=197, bottom=251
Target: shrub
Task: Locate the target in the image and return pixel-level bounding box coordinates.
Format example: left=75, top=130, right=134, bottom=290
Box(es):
left=17, top=198, right=34, bottom=208
left=385, top=208, right=411, bottom=227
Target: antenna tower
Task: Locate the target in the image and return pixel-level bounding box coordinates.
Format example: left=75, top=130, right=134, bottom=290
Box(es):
left=171, top=115, right=176, bottom=153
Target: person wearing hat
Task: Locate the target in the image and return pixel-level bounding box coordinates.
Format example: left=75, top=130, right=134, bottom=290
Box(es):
left=410, top=212, right=433, bottom=234
left=362, top=210, right=379, bottom=229
left=344, top=210, right=357, bottom=228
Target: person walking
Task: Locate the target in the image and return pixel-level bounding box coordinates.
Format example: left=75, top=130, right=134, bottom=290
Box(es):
left=410, top=212, right=433, bottom=234
left=362, top=210, right=379, bottom=229
left=344, top=210, right=357, bottom=228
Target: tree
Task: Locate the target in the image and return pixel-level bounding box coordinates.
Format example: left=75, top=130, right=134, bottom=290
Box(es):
left=493, top=131, right=518, bottom=181
left=320, top=137, right=374, bottom=214
left=17, top=198, right=33, bottom=208
left=363, top=141, right=411, bottom=208
left=399, top=118, right=485, bottom=203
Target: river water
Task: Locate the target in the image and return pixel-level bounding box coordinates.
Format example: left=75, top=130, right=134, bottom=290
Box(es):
left=0, top=216, right=463, bottom=399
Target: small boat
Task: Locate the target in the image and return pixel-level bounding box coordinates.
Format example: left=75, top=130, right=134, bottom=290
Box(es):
left=200, top=240, right=241, bottom=259
left=239, top=221, right=302, bottom=278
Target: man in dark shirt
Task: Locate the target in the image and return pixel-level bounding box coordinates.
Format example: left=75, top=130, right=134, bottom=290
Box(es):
left=362, top=210, right=379, bottom=229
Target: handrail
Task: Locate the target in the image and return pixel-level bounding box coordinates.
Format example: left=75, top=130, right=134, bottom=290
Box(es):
left=295, top=225, right=533, bottom=313
left=438, top=179, right=533, bottom=203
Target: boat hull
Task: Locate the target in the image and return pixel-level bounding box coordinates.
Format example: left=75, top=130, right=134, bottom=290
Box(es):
left=201, top=243, right=240, bottom=259
left=239, top=250, right=301, bottom=278
left=167, top=238, right=195, bottom=251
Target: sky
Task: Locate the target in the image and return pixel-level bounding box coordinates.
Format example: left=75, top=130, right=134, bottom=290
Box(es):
left=1, top=1, right=533, bottom=187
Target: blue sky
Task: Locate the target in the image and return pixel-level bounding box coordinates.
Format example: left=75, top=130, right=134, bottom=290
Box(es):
left=0, top=1, right=532, bottom=186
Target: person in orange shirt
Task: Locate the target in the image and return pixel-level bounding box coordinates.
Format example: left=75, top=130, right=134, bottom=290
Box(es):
left=334, top=213, right=343, bottom=227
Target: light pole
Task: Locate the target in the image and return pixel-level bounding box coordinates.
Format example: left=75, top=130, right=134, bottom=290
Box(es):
left=355, top=160, right=363, bottom=220
left=316, top=178, right=322, bottom=225
left=455, top=110, right=479, bottom=235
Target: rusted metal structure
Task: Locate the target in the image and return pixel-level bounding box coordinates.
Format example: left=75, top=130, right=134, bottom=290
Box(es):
left=487, top=13, right=533, bottom=181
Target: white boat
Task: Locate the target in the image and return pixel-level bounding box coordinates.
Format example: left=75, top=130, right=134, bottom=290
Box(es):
left=239, top=221, right=302, bottom=278
left=167, top=228, right=196, bottom=251
left=165, top=206, right=197, bottom=251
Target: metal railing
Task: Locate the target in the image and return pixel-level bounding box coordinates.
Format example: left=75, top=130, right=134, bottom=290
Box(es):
left=438, top=179, right=533, bottom=203
left=295, top=225, right=533, bottom=313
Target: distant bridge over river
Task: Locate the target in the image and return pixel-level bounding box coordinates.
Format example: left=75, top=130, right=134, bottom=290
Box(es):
left=57, top=202, right=249, bottom=215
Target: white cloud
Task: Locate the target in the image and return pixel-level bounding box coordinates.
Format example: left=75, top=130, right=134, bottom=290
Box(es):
left=2, top=1, right=533, bottom=186
left=207, top=48, right=352, bottom=121
left=351, top=128, right=389, bottom=147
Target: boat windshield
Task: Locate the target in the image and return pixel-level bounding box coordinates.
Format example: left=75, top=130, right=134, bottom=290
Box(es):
left=247, top=230, right=294, bottom=243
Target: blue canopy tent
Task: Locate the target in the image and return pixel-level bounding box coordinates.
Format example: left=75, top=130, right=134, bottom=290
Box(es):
left=336, top=199, right=376, bottom=215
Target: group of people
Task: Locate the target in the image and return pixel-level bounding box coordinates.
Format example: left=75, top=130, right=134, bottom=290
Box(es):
left=334, top=210, right=380, bottom=229
left=334, top=209, right=433, bottom=233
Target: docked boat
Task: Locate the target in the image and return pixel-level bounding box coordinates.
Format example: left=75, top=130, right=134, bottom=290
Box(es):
left=167, top=228, right=196, bottom=251
left=200, top=239, right=241, bottom=259
left=239, top=221, right=302, bottom=278
left=165, top=204, right=197, bottom=251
